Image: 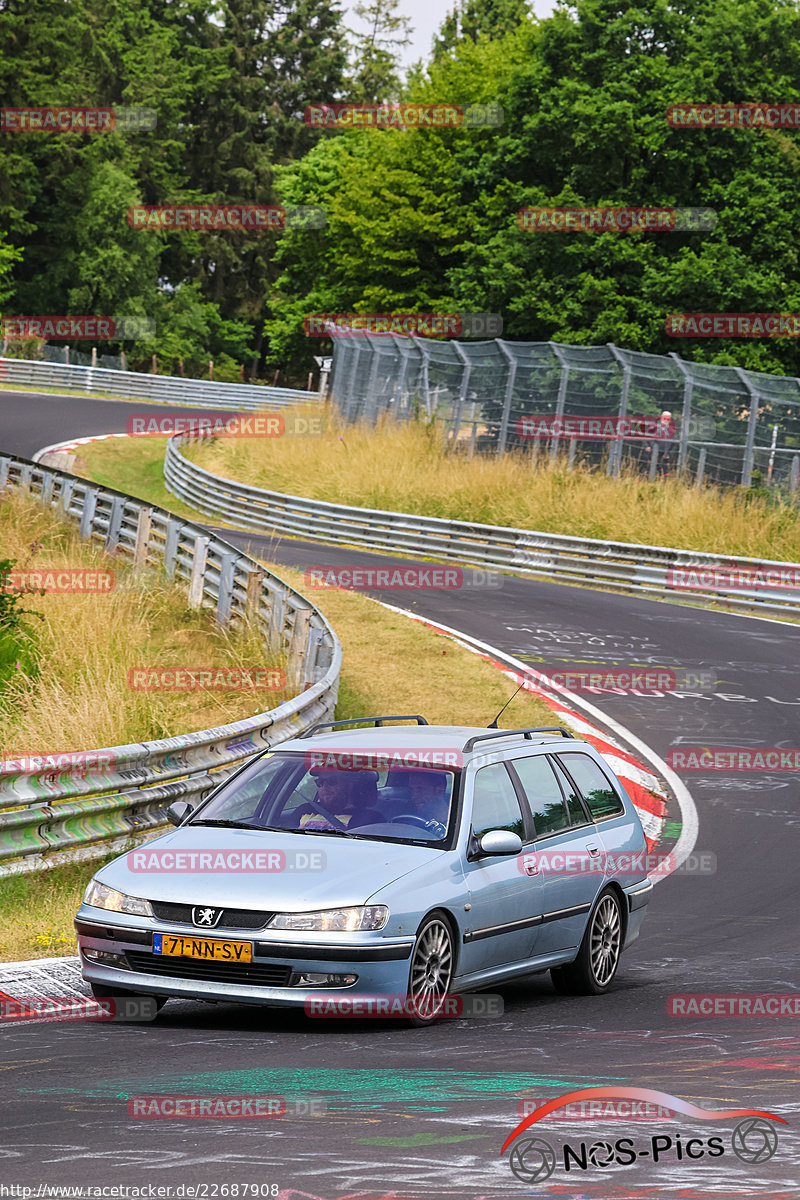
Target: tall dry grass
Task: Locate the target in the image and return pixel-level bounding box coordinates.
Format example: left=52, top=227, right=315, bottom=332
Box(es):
left=186, top=406, right=800, bottom=561
left=0, top=489, right=289, bottom=757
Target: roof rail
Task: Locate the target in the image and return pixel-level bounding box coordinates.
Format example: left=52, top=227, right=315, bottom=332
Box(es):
left=299, top=715, right=429, bottom=739
left=462, top=726, right=576, bottom=753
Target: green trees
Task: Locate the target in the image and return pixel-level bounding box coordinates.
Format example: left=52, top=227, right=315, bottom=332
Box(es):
left=267, top=0, right=800, bottom=377
left=3, top=0, right=800, bottom=379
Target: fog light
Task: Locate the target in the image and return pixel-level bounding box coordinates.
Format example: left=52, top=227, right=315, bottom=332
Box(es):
left=292, top=972, right=357, bottom=988
left=83, top=948, right=129, bottom=968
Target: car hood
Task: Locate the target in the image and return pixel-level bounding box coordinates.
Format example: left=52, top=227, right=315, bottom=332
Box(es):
left=95, top=825, right=442, bottom=911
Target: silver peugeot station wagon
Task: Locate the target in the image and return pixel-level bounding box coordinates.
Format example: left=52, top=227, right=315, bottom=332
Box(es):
left=75, top=718, right=653, bottom=1021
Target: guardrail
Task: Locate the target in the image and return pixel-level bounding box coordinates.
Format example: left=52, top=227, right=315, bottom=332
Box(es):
left=0, top=454, right=342, bottom=874
left=0, top=356, right=317, bottom=410
left=165, top=431, right=800, bottom=617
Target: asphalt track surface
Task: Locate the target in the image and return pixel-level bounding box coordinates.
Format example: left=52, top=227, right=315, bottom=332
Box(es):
left=1, top=388, right=798, bottom=1198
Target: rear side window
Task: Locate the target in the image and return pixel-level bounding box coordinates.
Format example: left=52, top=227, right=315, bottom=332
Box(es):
left=471, top=764, right=525, bottom=841
left=509, top=755, right=571, bottom=837
left=558, top=753, right=624, bottom=820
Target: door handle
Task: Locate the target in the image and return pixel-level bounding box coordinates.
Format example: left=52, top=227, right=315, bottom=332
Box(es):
left=587, top=845, right=601, bottom=857
left=522, top=855, right=538, bottom=875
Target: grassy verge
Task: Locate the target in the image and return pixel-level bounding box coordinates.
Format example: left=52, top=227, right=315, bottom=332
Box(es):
left=0, top=854, right=119, bottom=963
left=179, top=405, right=800, bottom=561
left=0, top=487, right=289, bottom=756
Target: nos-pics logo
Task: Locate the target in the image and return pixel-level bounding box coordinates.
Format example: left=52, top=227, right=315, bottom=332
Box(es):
left=502, top=1087, right=784, bottom=1183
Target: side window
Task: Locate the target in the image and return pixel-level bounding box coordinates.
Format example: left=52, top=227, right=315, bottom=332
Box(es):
left=558, top=753, right=624, bottom=820
left=510, top=755, right=571, bottom=837
left=471, top=764, right=525, bottom=841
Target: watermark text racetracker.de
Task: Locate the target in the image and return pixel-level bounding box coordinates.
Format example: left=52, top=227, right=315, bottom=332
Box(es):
left=0, top=568, right=116, bottom=594
left=304, top=101, right=503, bottom=128
left=304, top=565, right=502, bottom=591
left=516, top=849, right=716, bottom=877
left=0, top=996, right=157, bottom=1023
left=128, top=1095, right=325, bottom=1119
left=127, top=667, right=285, bottom=692
left=304, top=312, right=502, bottom=338
left=667, top=746, right=800, bottom=771
left=518, top=206, right=716, bottom=232
left=125, top=414, right=324, bottom=438
left=0, top=105, right=156, bottom=131
left=125, top=847, right=325, bottom=872
left=668, top=993, right=800, bottom=1018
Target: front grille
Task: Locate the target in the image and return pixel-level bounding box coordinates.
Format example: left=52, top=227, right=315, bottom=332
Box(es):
left=126, top=951, right=292, bottom=988
left=150, top=902, right=273, bottom=930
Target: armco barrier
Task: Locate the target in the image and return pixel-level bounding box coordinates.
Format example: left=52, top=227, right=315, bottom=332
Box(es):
left=0, top=356, right=317, bottom=410
left=164, top=431, right=800, bottom=617
left=0, top=454, right=341, bottom=874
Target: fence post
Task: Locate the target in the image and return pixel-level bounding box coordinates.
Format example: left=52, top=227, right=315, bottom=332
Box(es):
left=496, top=340, right=517, bottom=459
left=790, top=455, right=800, bottom=492
left=767, top=423, right=779, bottom=484
left=132, top=506, right=152, bottom=571
left=669, top=352, right=694, bottom=477
left=696, top=447, right=707, bottom=488
left=549, top=342, right=569, bottom=462
left=188, top=536, right=210, bottom=608
left=648, top=443, right=659, bottom=481
left=606, top=344, right=630, bottom=477
left=105, top=496, right=125, bottom=553
left=363, top=344, right=381, bottom=425
left=450, top=341, right=471, bottom=446
left=735, top=367, right=760, bottom=486
left=567, top=438, right=577, bottom=470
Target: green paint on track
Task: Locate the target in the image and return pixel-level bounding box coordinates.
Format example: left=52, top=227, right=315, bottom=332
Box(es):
left=22, top=1066, right=621, bottom=1109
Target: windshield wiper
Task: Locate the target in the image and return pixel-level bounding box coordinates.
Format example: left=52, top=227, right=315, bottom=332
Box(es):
left=189, top=819, right=267, bottom=830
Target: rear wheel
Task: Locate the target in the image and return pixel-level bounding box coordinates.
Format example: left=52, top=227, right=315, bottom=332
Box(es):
left=549, top=888, right=623, bottom=996
left=406, top=912, right=455, bottom=1025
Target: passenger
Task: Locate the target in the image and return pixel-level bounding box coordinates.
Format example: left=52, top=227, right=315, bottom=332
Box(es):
left=405, top=770, right=451, bottom=828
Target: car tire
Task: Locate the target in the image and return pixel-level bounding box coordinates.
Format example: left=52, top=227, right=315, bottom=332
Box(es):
left=549, top=888, right=623, bottom=996
left=90, top=983, right=168, bottom=1015
left=405, top=910, right=455, bottom=1026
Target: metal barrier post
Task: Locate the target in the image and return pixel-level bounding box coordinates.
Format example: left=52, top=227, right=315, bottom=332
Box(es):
left=188, top=536, right=210, bottom=608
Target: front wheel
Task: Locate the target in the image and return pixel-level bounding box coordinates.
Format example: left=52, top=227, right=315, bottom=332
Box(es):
left=406, top=911, right=455, bottom=1025
left=550, top=888, right=623, bottom=996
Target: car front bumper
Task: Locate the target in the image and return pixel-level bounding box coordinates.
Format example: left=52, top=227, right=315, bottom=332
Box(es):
left=75, top=908, right=415, bottom=1009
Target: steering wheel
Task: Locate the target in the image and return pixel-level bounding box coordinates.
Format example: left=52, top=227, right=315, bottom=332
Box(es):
left=302, top=796, right=350, bottom=832
left=389, top=813, right=447, bottom=837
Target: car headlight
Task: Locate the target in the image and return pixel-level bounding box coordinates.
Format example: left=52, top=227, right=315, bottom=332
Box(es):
left=268, top=905, right=388, bottom=932
left=83, top=880, right=153, bottom=918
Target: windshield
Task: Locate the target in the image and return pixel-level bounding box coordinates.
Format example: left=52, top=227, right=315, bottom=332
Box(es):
left=190, top=751, right=458, bottom=844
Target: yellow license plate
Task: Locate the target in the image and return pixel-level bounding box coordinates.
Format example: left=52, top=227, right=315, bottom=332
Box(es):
left=153, top=933, right=252, bottom=962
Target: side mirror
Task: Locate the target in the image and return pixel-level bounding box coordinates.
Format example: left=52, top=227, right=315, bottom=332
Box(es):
left=477, top=829, right=523, bottom=857
left=166, top=800, right=194, bottom=826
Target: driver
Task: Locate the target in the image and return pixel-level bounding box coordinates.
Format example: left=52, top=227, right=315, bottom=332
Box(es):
left=295, top=768, right=382, bottom=831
